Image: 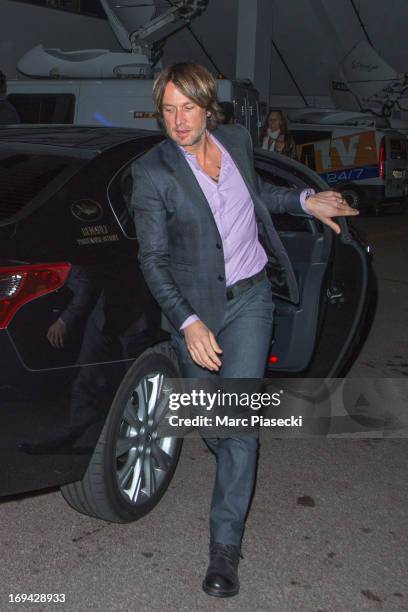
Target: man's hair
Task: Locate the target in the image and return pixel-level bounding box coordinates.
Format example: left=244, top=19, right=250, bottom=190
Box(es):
left=152, top=62, right=223, bottom=130
left=0, top=71, right=6, bottom=95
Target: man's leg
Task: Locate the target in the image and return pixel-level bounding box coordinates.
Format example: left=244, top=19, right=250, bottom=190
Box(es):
left=173, top=279, right=274, bottom=545
left=171, top=279, right=274, bottom=596
left=207, top=278, right=274, bottom=547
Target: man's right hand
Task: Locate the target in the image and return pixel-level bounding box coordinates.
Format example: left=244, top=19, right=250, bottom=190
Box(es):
left=183, top=320, right=223, bottom=372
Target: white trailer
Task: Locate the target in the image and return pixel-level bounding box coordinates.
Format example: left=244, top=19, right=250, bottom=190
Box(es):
left=7, top=77, right=261, bottom=143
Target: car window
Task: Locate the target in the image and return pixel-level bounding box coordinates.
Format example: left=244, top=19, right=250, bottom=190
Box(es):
left=7, top=94, right=75, bottom=124
left=108, top=163, right=137, bottom=239
left=256, top=168, right=323, bottom=233
left=389, top=138, right=407, bottom=160
left=0, top=152, right=82, bottom=223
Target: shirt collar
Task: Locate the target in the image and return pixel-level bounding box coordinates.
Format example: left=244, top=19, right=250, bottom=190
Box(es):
left=177, top=130, right=222, bottom=158
left=176, top=130, right=234, bottom=163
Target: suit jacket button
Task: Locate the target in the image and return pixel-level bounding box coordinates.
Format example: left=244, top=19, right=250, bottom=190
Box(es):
left=218, top=275, right=224, bottom=282
left=216, top=242, right=222, bottom=249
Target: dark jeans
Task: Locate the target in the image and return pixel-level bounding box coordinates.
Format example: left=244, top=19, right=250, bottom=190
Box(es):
left=171, top=277, right=274, bottom=546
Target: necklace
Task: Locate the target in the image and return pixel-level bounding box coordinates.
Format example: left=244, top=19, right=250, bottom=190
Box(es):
left=198, top=137, right=222, bottom=181
left=211, top=162, right=221, bottom=182
left=204, top=153, right=221, bottom=181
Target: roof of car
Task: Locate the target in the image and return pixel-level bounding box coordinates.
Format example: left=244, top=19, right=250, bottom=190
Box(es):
left=0, top=125, right=163, bottom=153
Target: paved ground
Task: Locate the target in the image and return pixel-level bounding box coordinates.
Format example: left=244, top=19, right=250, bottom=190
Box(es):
left=0, top=210, right=407, bottom=612
left=348, top=210, right=408, bottom=378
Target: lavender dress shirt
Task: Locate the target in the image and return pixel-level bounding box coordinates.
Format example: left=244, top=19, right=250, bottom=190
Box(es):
left=178, top=132, right=313, bottom=330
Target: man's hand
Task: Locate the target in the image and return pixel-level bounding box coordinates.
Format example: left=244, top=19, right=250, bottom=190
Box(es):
left=47, top=318, right=67, bottom=349
left=184, top=320, right=223, bottom=372
left=305, top=191, right=359, bottom=234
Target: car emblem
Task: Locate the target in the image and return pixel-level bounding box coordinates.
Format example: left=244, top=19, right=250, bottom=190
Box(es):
left=71, top=199, right=103, bottom=222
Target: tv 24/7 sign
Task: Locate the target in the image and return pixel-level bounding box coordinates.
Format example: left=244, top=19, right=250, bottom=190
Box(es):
left=296, top=130, right=379, bottom=184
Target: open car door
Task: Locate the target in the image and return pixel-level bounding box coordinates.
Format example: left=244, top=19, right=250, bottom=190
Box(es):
left=254, top=149, right=373, bottom=378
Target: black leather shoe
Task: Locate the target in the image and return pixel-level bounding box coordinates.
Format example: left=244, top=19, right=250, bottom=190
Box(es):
left=202, top=542, right=240, bottom=597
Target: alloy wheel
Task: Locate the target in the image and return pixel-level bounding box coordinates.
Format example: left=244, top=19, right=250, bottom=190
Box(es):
left=116, top=372, right=177, bottom=505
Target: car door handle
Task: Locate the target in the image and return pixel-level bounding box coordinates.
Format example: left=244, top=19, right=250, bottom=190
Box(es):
left=327, top=287, right=343, bottom=300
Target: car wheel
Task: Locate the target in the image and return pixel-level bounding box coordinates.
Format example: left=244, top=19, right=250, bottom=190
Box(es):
left=61, top=342, right=183, bottom=523
left=340, top=187, right=361, bottom=210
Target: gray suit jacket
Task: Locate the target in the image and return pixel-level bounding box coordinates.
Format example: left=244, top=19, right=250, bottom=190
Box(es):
left=130, top=123, right=305, bottom=335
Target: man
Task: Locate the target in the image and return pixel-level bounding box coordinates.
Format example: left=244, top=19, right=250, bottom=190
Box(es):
left=130, top=62, right=358, bottom=598
left=0, top=71, right=20, bottom=125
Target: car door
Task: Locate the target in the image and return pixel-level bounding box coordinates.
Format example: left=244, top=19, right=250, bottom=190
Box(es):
left=254, top=149, right=372, bottom=378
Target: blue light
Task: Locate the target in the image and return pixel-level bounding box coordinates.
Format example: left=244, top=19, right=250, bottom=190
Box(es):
left=93, top=112, right=114, bottom=127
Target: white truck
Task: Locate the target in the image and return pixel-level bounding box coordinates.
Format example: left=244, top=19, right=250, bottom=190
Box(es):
left=287, top=109, right=408, bottom=213
left=7, top=77, right=260, bottom=144
left=6, top=0, right=261, bottom=143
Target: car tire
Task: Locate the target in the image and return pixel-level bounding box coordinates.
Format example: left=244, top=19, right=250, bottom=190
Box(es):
left=60, top=342, right=183, bottom=523
left=340, top=187, right=361, bottom=210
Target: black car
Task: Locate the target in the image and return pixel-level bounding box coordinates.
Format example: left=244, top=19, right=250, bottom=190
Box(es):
left=0, top=126, right=373, bottom=522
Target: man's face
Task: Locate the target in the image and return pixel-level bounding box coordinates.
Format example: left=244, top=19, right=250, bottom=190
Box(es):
left=161, top=81, right=207, bottom=149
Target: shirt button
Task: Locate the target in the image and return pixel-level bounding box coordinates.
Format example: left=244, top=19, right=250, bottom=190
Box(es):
left=216, top=242, right=222, bottom=249
left=218, top=275, right=224, bottom=282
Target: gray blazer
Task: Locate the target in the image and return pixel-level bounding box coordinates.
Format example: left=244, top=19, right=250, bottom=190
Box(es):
left=130, top=123, right=305, bottom=335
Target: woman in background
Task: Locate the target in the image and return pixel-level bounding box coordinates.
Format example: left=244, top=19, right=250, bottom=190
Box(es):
left=261, top=110, right=296, bottom=159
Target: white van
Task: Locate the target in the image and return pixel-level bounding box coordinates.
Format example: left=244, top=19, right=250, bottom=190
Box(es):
left=7, top=78, right=261, bottom=144
left=287, top=110, right=408, bottom=213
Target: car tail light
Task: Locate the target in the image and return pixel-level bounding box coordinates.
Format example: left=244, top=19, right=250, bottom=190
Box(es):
left=268, top=355, right=279, bottom=364
left=0, top=263, right=71, bottom=329
left=379, top=137, right=385, bottom=179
